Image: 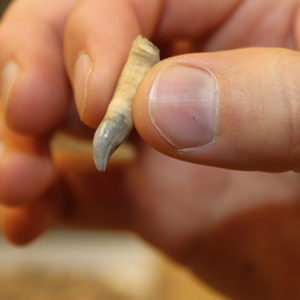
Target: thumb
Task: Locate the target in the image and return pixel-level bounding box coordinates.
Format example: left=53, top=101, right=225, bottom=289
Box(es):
left=133, top=48, right=300, bottom=172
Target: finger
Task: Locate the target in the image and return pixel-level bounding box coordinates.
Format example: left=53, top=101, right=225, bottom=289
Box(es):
left=64, top=0, right=239, bottom=127
left=134, top=47, right=300, bottom=172
left=0, top=189, right=60, bottom=245
left=0, top=114, right=54, bottom=205
left=0, top=0, right=77, bottom=134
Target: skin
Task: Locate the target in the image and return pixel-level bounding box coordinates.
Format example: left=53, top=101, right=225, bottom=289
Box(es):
left=1, top=0, right=300, bottom=299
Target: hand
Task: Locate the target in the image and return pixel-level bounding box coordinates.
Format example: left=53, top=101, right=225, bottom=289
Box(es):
left=1, top=1, right=300, bottom=299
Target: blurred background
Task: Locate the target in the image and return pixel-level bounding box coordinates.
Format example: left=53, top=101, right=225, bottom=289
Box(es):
left=0, top=0, right=10, bottom=16
left=0, top=1, right=227, bottom=299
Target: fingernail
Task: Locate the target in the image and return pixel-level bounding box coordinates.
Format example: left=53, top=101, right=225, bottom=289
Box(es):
left=1, top=61, right=20, bottom=110
left=149, top=65, right=218, bottom=149
left=74, top=52, right=93, bottom=119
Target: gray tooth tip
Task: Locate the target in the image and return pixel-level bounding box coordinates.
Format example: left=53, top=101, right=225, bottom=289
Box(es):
left=98, top=165, right=107, bottom=172
left=94, top=158, right=105, bottom=172
left=96, top=157, right=108, bottom=172
left=93, top=116, right=129, bottom=172
left=93, top=134, right=112, bottom=172
left=93, top=146, right=109, bottom=172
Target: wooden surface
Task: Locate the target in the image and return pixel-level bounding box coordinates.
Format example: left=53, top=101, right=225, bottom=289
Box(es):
left=160, top=256, right=228, bottom=300
left=0, top=230, right=227, bottom=300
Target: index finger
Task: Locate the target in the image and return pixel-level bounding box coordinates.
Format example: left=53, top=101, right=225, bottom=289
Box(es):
left=64, top=0, right=238, bottom=127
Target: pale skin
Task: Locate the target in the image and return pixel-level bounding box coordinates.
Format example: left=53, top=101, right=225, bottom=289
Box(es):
left=1, top=0, right=300, bottom=299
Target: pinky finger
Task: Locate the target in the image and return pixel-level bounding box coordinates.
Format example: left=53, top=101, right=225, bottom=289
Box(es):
left=0, top=189, right=61, bottom=245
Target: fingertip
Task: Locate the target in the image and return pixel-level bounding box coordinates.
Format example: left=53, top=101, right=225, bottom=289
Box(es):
left=0, top=196, right=58, bottom=245
left=2, top=63, right=70, bottom=135
left=1, top=205, right=38, bottom=245
left=135, top=49, right=300, bottom=172
left=0, top=151, right=54, bottom=206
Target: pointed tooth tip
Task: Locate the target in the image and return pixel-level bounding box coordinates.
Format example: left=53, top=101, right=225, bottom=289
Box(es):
left=93, top=115, right=129, bottom=172
left=93, top=124, right=109, bottom=172
left=93, top=151, right=109, bottom=172
left=98, top=160, right=108, bottom=172
left=94, top=160, right=106, bottom=172
left=93, top=140, right=110, bottom=172
left=97, top=165, right=107, bottom=172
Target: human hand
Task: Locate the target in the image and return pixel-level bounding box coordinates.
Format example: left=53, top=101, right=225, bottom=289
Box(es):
left=1, top=0, right=300, bottom=299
